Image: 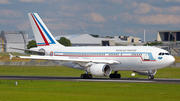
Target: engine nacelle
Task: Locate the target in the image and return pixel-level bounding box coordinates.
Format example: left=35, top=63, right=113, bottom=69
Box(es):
left=87, top=64, right=112, bottom=76
left=134, top=70, right=157, bottom=76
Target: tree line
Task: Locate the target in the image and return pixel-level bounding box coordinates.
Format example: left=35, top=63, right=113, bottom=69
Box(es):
left=27, top=37, right=71, bottom=49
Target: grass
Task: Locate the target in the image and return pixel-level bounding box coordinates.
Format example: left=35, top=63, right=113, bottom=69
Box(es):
left=0, top=52, right=31, bottom=62
left=0, top=65, right=84, bottom=77
left=0, top=52, right=47, bottom=62
left=0, top=80, right=180, bottom=101
left=155, top=67, right=180, bottom=78
left=0, top=65, right=180, bottom=79
left=0, top=54, right=180, bottom=100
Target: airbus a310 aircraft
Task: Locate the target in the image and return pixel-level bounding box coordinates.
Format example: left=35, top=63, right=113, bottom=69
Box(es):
left=11, top=13, right=175, bottom=80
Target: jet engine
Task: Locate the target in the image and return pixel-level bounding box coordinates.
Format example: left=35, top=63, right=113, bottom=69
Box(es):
left=87, top=64, right=112, bottom=76
left=134, top=70, right=157, bottom=76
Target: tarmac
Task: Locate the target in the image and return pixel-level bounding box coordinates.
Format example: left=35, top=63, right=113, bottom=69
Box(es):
left=0, top=75, right=180, bottom=84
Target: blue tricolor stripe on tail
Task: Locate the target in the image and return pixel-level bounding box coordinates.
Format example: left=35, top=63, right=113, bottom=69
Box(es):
left=32, top=13, right=56, bottom=45
left=28, top=13, right=65, bottom=47
left=31, top=13, right=49, bottom=46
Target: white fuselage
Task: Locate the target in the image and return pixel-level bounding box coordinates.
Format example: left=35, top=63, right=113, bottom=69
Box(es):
left=42, top=46, right=175, bottom=71
left=24, top=13, right=175, bottom=78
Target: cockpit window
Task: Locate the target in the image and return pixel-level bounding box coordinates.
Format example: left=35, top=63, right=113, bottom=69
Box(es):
left=159, top=52, right=170, bottom=55
left=158, top=53, right=162, bottom=55
left=165, top=53, right=169, bottom=55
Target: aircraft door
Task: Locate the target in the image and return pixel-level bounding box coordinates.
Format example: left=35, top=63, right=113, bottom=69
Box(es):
left=143, top=50, right=151, bottom=60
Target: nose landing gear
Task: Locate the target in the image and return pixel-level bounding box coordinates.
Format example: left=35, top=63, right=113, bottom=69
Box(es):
left=148, top=75, right=154, bottom=80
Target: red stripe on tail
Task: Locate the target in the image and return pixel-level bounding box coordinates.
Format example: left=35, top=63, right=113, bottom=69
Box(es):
left=31, top=13, right=49, bottom=46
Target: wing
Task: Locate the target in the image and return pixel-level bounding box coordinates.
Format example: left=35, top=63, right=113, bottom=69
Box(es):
left=19, top=55, right=120, bottom=65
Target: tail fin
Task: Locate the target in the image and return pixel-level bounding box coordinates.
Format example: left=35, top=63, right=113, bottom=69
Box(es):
left=28, top=13, right=64, bottom=47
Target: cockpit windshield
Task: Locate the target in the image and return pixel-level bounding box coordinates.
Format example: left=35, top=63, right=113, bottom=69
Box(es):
left=158, top=52, right=169, bottom=55
left=165, top=53, right=169, bottom=55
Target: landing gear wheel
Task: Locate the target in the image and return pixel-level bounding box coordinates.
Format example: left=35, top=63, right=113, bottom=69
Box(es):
left=148, top=75, right=154, bottom=80
left=88, top=74, right=92, bottom=79
left=117, top=74, right=121, bottom=78
left=81, top=74, right=85, bottom=79
left=109, top=74, right=113, bottom=78
left=109, top=71, right=121, bottom=78
left=80, top=74, right=93, bottom=79
left=109, top=74, right=121, bottom=78
left=151, top=76, right=154, bottom=80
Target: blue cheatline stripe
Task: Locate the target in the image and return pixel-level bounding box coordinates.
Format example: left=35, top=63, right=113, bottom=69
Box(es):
left=54, top=52, right=156, bottom=60
left=33, top=13, right=55, bottom=44
left=148, top=53, right=155, bottom=60
left=37, top=43, right=46, bottom=45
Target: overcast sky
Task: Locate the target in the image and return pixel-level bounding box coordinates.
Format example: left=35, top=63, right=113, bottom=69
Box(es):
left=1, top=0, right=180, bottom=41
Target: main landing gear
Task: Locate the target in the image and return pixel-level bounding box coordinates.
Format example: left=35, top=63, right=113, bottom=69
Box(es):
left=109, top=71, right=121, bottom=78
left=148, top=75, right=154, bottom=80
left=80, top=74, right=92, bottom=79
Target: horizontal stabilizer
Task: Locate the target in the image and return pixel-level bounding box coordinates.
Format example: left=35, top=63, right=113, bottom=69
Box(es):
left=9, top=53, right=14, bottom=60
left=9, top=47, right=45, bottom=54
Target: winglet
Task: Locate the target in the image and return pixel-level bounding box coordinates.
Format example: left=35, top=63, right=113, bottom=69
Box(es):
left=9, top=53, right=14, bottom=60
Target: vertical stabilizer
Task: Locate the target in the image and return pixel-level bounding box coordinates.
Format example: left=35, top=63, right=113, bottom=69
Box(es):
left=28, top=13, right=64, bottom=47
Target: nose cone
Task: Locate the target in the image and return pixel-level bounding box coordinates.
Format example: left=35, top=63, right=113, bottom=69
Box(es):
left=171, top=56, right=175, bottom=63
left=168, top=55, right=175, bottom=64
left=163, top=55, right=175, bottom=67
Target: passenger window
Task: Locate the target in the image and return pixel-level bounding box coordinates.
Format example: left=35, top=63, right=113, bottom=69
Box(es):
left=162, top=53, right=164, bottom=55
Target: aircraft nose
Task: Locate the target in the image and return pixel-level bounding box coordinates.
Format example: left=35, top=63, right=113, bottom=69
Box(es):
left=169, top=55, right=175, bottom=64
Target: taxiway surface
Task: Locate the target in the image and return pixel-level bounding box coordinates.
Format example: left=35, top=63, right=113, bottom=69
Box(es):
left=0, top=76, right=179, bottom=84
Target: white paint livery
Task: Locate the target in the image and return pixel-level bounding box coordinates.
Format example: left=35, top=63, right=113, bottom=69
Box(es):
left=28, top=13, right=64, bottom=47
left=19, top=13, right=175, bottom=79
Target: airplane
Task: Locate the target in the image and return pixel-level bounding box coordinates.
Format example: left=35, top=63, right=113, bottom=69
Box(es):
left=10, top=13, right=175, bottom=80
